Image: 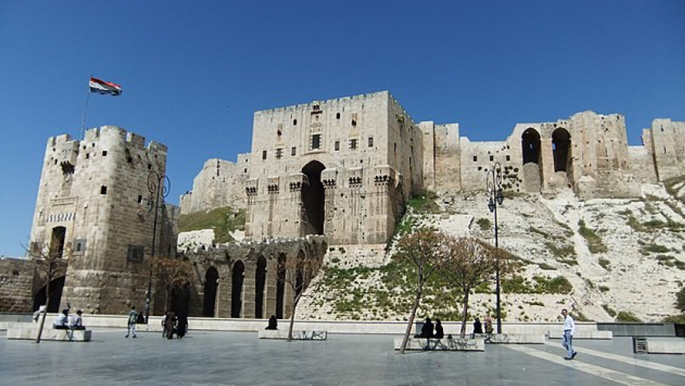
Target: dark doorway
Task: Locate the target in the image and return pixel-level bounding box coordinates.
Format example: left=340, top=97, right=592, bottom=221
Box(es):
left=204, top=267, right=219, bottom=317
left=276, top=254, right=286, bottom=319
left=171, top=284, right=190, bottom=317
left=33, top=276, right=65, bottom=313
left=255, top=256, right=267, bottom=319
left=552, top=128, right=571, bottom=172
left=301, top=161, right=326, bottom=235
left=50, top=226, right=67, bottom=258
left=521, top=128, right=541, bottom=165
left=231, top=261, right=245, bottom=318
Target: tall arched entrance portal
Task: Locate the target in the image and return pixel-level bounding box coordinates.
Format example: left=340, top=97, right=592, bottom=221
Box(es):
left=255, top=256, right=267, bottom=319
left=33, top=276, right=65, bottom=313
left=276, top=254, right=286, bottom=319
left=231, top=261, right=244, bottom=318
left=521, top=128, right=542, bottom=192
left=203, top=267, right=219, bottom=317
left=301, top=161, right=325, bottom=236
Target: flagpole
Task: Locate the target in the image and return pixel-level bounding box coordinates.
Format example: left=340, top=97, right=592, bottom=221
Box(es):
left=80, top=76, right=92, bottom=140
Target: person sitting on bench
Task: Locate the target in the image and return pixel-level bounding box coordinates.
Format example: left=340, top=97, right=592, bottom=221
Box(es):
left=53, top=309, right=69, bottom=329
left=419, top=317, right=434, bottom=338
left=69, top=309, right=86, bottom=330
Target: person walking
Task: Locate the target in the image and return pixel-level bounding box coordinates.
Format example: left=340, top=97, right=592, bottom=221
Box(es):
left=126, top=306, right=138, bottom=338
left=561, top=308, right=577, bottom=360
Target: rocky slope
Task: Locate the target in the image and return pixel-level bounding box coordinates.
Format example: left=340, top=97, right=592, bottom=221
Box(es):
left=297, top=182, right=685, bottom=323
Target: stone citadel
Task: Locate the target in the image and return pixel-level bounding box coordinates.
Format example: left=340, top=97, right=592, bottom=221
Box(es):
left=1, top=90, right=683, bottom=319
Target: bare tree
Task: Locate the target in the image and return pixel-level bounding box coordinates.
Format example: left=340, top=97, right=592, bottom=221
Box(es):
left=395, top=229, right=447, bottom=354
left=279, top=253, right=323, bottom=342
left=438, top=237, right=513, bottom=338
left=26, top=229, right=70, bottom=343
left=151, top=256, right=195, bottom=312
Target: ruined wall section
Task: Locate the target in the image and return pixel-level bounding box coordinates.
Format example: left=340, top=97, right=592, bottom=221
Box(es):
left=28, top=126, right=174, bottom=315
left=648, top=119, right=685, bottom=182
left=0, top=258, right=36, bottom=312
left=179, top=157, right=249, bottom=215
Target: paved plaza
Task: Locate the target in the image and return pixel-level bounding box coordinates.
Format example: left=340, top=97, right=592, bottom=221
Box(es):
left=1, top=329, right=683, bottom=386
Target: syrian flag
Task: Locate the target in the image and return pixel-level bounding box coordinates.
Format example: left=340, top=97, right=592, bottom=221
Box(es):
left=89, top=77, right=122, bottom=96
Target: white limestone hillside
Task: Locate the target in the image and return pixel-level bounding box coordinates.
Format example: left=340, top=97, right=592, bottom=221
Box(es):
left=298, top=183, right=685, bottom=323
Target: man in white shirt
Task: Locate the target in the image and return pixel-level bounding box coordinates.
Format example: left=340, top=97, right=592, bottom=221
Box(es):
left=69, top=309, right=85, bottom=330
left=53, top=309, right=69, bottom=329
left=561, top=308, right=577, bottom=360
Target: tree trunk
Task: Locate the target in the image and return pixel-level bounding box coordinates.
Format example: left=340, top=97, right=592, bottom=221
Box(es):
left=35, top=277, right=51, bottom=344
left=287, top=294, right=300, bottom=342
left=400, top=289, right=422, bottom=354
left=460, top=290, right=470, bottom=339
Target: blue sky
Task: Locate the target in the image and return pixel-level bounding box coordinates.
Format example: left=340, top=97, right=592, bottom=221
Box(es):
left=1, top=1, right=683, bottom=257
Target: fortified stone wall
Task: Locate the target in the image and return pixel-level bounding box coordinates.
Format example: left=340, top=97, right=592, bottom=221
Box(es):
left=179, top=157, right=249, bottom=215
left=28, top=126, right=177, bottom=315
left=0, top=258, right=35, bottom=312
left=181, top=90, right=684, bottom=246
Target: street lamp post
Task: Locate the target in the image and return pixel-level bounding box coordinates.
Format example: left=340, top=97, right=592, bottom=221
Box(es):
left=486, top=162, right=504, bottom=334
left=145, top=171, right=171, bottom=325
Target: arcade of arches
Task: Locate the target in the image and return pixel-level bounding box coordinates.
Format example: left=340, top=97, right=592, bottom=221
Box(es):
left=179, top=236, right=327, bottom=319
left=520, top=127, right=572, bottom=192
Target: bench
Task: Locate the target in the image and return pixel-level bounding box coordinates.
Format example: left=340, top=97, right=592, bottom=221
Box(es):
left=7, top=327, right=92, bottom=342
left=547, top=330, right=613, bottom=340
left=258, top=329, right=327, bottom=340
left=394, top=337, right=484, bottom=351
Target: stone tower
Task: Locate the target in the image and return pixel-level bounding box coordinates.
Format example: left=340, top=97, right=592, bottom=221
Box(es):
left=28, top=126, right=177, bottom=314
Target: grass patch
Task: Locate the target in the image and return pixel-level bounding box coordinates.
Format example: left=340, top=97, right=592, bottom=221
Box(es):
left=502, top=275, right=572, bottom=294
left=602, top=304, right=617, bottom=317
left=578, top=219, right=608, bottom=253
left=598, top=258, right=611, bottom=270
left=406, top=191, right=440, bottom=214
left=641, top=243, right=670, bottom=254
left=538, top=262, right=556, bottom=270
left=178, top=206, right=245, bottom=243
left=616, top=311, right=642, bottom=322
left=545, top=241, right=576, bottom=259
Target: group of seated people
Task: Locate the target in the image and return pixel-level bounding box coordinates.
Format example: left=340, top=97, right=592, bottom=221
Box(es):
left=416, top=316, right=494, bottom=339
left=52, top=308, right=86, bottom=330
left=416, top=317, right=444, bottom=339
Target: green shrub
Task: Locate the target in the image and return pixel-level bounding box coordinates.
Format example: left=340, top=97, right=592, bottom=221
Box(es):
left=598, top=258, right=611, bottom=270
left=477, top=218, right=492, bottom=231
left=599, top=285, right=610, bottom=292
left=677, top=287, right=685, bottom=313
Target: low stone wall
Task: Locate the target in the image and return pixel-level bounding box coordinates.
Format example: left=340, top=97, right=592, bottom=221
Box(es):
left=642, top=337, right=685, bottom=354
left=258, top=330, right=327, bottom=340
left=7, top=327, right=91, bottom=342
left=394, top=337, right=484, bottom=351
left=547, top=329, right=613, bottom=340
left=484, top=333, right=546, bottom=344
